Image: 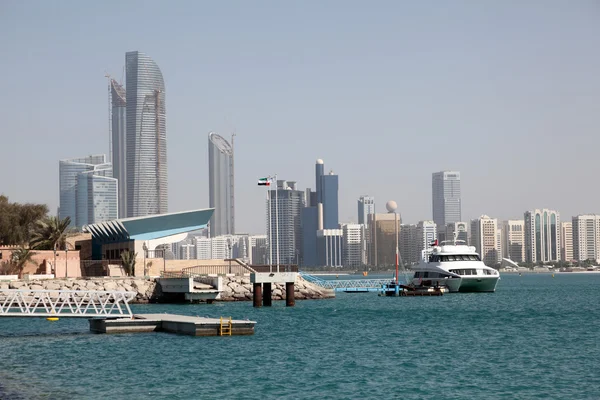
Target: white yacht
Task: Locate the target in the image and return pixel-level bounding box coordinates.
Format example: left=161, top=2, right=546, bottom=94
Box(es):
left=411, top=240, right=500, bottom=293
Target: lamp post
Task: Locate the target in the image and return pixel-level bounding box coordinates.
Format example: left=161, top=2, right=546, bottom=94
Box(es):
left=53, top=243, right=57, bottom=276
left=227, top=238, right=232, bottom=274
left=65, top=247, right=69, bottom=278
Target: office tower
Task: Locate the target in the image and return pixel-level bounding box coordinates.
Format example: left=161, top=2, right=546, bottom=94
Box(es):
left=416, top=221, right=437, bottom=261
left=432, top=171, right=461, bottom=230
left=400, top=224, right=418, bottom=265
left=317, top=229, right=343, bottom=267
left=470, top=215, right=500, bottom=266
left=524, top=209, right=560, bottom=263
left=266, top=180, right=305, bottom=265
left=125, top=51, right=167, bottom=217
left=314, top=159, right=339, bottom=229
left=208, top=132, right=235, bottom=237
left=341, top=223, right=365, bottom=268
left=446, top=222, right=469, bottom=244
left=368, top=213, right=401, bottom=267
left=561, top=222, right=573, bottom=262
left=195, top=237, right=212, bottom=260
left=108, top=79, right=127, bottom=218
left=572, top=215, right=600, bottom=262
left=59, top=155, right=117, bottom=229
left=315, top=159, right=324, bottom=203
left=358, top=195, right=375, bottom=225
left=301, top=206, right=319, bottom=267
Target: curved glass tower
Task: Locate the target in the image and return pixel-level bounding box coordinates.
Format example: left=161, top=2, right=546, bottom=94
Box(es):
left=125, top=51, right=167, bottom=217
left=208, top=132, right=234, bottom=237
left=110, top=79, right=127, bottom=218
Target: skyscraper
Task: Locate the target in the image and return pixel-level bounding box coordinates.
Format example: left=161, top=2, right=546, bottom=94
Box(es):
left=267, top=180, right=305, bottom=265
left=470, top=215, right=500, bottom=266
left=358, top=195, right=375, bottom=225
left=524, top=209, right=560, bottom=263
left=59, top=155, right=117, bottom=228
left=501, top=220, right=525, bottom=262
left=572, top=215, right=600, bottom=262
left=416, top=221, right=437, bottom=261
left=561, top=222, right=573, bottom=262
left=125, top=51, right=167, bottom=217
left=341, top=223, right=365, bottom=267
left=208, top=132, right=235, bottom=237
left=321, top=171, right=339, bottom=229
left=109, top=79, right=127, bottom=218
left=432, top=171, right=461, bottom=230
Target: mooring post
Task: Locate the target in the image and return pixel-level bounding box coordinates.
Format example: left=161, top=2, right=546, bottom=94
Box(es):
left=285, top=282, right=295, bottom=307
left=253, top=283, right=262, bottom=307
left=263, top=282, right=272, bottom=306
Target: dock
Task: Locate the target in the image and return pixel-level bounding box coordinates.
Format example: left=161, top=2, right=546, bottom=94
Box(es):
left=89, top=314, right=256, bottom=336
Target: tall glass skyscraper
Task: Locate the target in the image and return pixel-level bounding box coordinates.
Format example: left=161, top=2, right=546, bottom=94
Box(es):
left=125, top=51, right=167, bottom=217
left=208, top=132, right=235, bottom=237
left=109, top=79, right=127, bottom=218
left=59, top=155, right=117, bottom=228
left=432, top=171, right=461, bottom=229
left=358, top=195, right=375, bottom=225
left=524, top=209, right=560, bottom=263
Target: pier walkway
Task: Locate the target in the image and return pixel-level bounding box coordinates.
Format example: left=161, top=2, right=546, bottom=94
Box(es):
left=299, top=272, right=394, bottom=292
left=0, top=289, right=136, bottom=318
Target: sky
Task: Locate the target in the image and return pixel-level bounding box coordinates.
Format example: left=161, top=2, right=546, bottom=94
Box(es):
left=1, top=0, right=599, bottom=233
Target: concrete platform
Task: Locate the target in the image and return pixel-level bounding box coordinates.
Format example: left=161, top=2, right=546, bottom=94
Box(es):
left=89, top=313, right=256, bottom=336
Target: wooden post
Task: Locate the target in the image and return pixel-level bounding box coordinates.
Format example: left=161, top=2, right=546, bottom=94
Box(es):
left=253, top=283, right=262, bottom=308
left=263, top=282, right=272, bottom=307
left=285, top=282, right=295, bottom=307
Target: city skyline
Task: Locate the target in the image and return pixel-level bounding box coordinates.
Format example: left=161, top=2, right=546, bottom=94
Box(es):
left=1, top=2, right=599, bottom=234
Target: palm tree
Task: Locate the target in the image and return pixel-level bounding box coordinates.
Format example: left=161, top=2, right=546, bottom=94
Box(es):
left=9, top=247, right=36, bottom=277
left=120, top=251, right=137, bottom=277
left=30, top=216, right=72, bottom=250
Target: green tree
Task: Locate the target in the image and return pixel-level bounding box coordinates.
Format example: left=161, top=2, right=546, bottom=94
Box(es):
left=0, top=195, right=48, bottom=245
left=120, top=251, right=137, bottom=276
left=29, top=216, right=72, bottom=250
left=2, top=247, right=37, bottom=277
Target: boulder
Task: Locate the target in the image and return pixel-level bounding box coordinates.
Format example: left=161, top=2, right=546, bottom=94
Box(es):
left=103, top=281, right=118, bottom=291
left=241, top=278, right=250, bottom=285
left=30, top=285, right=45, bottom=291
left=45, top=283, right=61, bottom=291
left=9, top=281, right=26, bottom=289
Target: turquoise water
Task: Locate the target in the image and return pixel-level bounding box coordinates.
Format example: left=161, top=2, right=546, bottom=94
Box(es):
left=1, top=273, right=599, bottom=399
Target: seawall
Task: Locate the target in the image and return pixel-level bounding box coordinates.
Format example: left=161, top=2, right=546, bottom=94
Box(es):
left=0, top=276, right=334, bottom=304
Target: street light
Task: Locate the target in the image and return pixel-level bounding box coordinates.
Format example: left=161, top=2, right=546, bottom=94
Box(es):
left=53, top=243, right=57, bottom=276
left=227, top=238, right=232, bottom=274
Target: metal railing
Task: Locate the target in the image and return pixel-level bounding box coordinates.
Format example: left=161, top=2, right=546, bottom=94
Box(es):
left=299, top=271, right=394, bottom=290
left=252, top=265, right=298, bottom=273
left=0, top=289, right=136, bottom=318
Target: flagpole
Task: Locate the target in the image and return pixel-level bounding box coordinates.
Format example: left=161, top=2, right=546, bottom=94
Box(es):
left=267, top=186, right=272, bottom=272
left=275, top=174, right=280, bottom=272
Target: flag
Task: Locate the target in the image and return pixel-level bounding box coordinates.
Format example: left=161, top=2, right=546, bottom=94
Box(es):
left=429, top=239, right=438, bottom=246
left=257, top=177, right=271, bottom=186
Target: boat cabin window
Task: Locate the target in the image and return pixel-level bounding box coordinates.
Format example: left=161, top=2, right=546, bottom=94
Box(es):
left=414, top=271, right=453, bottom=279
left=437, top=254, right=480, bottom=262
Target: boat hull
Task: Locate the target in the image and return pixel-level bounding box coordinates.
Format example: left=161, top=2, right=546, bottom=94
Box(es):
left=458, top=276, right=499, bottom=292
left=411, top=278, right=462, bottom=293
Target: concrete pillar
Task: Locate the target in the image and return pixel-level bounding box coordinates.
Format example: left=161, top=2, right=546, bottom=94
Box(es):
left=263, top=283, right=272, bottom=307
left=253, top=283, right=262, bottom=308
left=285, top=282, right=295, bottom=307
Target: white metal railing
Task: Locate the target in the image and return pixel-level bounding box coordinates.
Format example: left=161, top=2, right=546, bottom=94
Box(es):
left=0, top=290, right=136, bottom=318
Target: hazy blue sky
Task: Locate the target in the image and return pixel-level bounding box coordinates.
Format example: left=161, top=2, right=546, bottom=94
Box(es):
left=1, top=1, right=599, bottom=233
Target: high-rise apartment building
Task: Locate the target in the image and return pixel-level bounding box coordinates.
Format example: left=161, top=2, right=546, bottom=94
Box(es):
left=471, top=215, right=500, bottom=266
left=561, top=222, right=573, bottom=262
left=501, top=220, right=525, bottom=262
left=59, top=155, right=117, bottom=228
left=572, top=215, right=600, bottom=262
left=125, top=51, right=167, bottom=217
left=524, top=209, right=560, bottom=263
left=317, top=229, right=343, bottom=267
left=400, top=224, right=418, bottom=265
left=208, top=132, right=235, bottom=237
left=109, top=79, right=127, bottom=218
left=416, top=221, right=437, bottom=261
left=432, top=171, right=461, bottom=230
left=267, top=180, right=305, bottom=265
left=249, top=235, right=268, bottom=265
left=358, top=196, right=375, bottom=225
left=341, top=223, right=365, bottom=268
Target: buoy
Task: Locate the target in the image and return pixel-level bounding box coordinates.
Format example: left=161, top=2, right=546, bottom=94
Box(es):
left=552, top=274, right=555, bottom=278
left=47, top=317, right=59, bottom=322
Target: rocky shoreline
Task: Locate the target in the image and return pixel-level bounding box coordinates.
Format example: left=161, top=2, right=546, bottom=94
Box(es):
left=0, top=276, right=334, bottom=303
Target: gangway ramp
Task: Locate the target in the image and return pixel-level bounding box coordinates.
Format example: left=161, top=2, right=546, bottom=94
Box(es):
left=299, top=272, right=394, bottom=292
left=0, top=289, right=136, bottom=318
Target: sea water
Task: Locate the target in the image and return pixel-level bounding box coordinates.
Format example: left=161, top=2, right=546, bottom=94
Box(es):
left=0, top=273, right=599, bottom=399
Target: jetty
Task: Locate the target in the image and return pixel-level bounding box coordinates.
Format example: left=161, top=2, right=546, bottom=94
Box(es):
left=89, top=314, right=256, bottom=336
